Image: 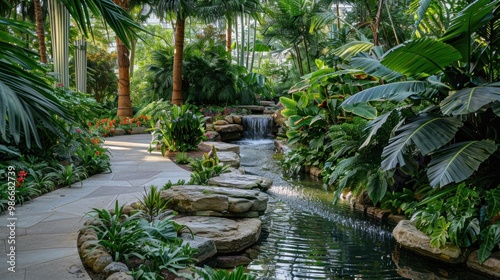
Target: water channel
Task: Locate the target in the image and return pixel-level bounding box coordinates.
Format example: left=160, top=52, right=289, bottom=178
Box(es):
left=233, top=116, right=491, bottom=280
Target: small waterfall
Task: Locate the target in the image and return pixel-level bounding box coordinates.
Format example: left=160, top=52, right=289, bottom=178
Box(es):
left=242, top=115, right=273, bottom=139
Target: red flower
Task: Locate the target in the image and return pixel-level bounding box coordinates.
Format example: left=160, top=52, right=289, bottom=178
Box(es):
left=76, top=129, right=82, bottom=133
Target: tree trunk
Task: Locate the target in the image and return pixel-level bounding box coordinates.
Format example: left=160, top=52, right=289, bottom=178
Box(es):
left=114, top=0, right=133, bottom=120
left=34, top=0, right=47, bottom=63
left=226, top=15, right=232, bottom=55
left=374, top=0, right=384, bottom=46
left=172, top=17, right=185, bottom=105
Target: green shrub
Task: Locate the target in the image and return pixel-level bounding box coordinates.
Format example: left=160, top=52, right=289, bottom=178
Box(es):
left=188, top=147, right=230, bottom=185
left=196, top=265, right=256, bottom=280
left=175, top=152, right=190, bottom=164
left=149, top=104, right=207, bottom=153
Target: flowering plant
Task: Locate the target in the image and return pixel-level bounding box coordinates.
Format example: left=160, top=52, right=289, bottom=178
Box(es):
left=88, top=118, right=116, bottom=137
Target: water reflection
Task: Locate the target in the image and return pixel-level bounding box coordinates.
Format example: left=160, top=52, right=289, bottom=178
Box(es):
left=235, top=139, right=492, bottom=280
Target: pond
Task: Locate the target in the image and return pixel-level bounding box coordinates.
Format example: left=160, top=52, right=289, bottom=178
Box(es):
left=233, top=118, right=492, bottom=280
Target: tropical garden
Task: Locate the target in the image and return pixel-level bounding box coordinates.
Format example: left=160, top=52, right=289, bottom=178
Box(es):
left=1, top=0, right=500, bottom=278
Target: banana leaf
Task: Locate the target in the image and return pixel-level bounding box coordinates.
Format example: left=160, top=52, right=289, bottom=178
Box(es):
left=427, top=140, right=497, bottom=187
left=440, top=86, right=500, bottom=116
left=382, top=115, right=463, bottom=170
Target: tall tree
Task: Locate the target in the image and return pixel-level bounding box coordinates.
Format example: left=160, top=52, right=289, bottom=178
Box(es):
left=34, top=0, right=48, bottom=63
left=114, top=0, right=133, bottom=119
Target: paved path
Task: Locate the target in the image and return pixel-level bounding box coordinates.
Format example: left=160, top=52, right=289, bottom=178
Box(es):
left=0, top=134, right=191, bottom=280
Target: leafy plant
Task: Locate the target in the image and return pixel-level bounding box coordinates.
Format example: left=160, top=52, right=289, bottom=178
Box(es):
left=175, top=152, right=191, bottom=164
left=195, top=265, right=257, bottom=280
left=137, top=186, right=171, bottom=222
left=132, top=240, right=196, bottom=279
left=48, top=163, right=88, bottom=187
left=188, top=148, right=230, bottom=185
left=85, top=201, right=145, bottom=264
left=149, top=104, right=207, bottom=153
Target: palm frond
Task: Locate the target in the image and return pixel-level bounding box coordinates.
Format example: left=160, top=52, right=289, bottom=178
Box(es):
left=332, top=40, right=374, bottom=61
left=59, top=0, right=144, bottom=49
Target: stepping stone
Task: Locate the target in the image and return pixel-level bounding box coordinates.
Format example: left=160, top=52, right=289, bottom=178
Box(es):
left=180, top=233, right=217, bottom=263
left=174, top=216, right=261, bottom=253
left=209, top=172, right=272, bottom=191
left=218, top=151, right=240, bottom=168
left=161, top=185, right=268, bottom=218
left=201, top=141, right=240, bottom=154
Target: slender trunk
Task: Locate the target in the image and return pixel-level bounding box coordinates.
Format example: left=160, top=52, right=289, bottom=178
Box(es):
left=240, top=9, right=245, bottom=66
left=114, top=0, right=133, bottom=120
left=172, top=17, right=185, bottom=105
left=303, top=37, right=311, bottom=73
left=130, top=38, right=136, bottom=77
left=385, top=0, right=399, bottom=45
left=235, top=17, right=239, bottom=64
left=226, top=15, right=232, bottom=56
left=246, top=15, right=251, bottom=68
left=34, top=0, right=47, bottom=63
left=249, top=19, right=257, bottom=72
left=294, top=45, right=304, bottom=76
left=374, top=0, right=384, bottom=46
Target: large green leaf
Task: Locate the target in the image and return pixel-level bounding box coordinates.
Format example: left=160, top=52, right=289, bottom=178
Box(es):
left=381, top=38, right=461, bottom=78
left=332, top=40, right=374, bottom=61
left=382, top=115, right=463, bottom=170
left=342, top=103, right=377, bottom=119
left=427, top=140, right=497, bottom=188
left=440, top=0, right=496, bottom=43
left=341, top=81, right=428, bottom=107
left=367, top=169, right=388, bottom=205
left=351, top=52, right=403, bottom=82
left=440, top=86, right=500, bottom=115
left=360, top=110, right=395, bottom=149
left=478, top=223, right=500, bottom=264
left=59, top=0, right=144, bottom=49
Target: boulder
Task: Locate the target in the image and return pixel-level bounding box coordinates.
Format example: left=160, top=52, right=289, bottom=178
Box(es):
left=93, top=254, right=113, bottom=273
left=213, top=124, right=244, bottom=133
left=102, top=262, right=129, bottom=278
left=161, top=185, right=268, bottom=217
left=224, top=115, right=234, bottom=124
left=214, top=120, right=229, bottom=125
left=201, top=142, right=240, bottom=154
left=218, top=151, right=240, bottom=168
left=466, top=250, right=500, bottom=278
left=180, top=233, right=217, bottom=264
left=174, top=216, right=262, bottom=253
left=209, top=172, right=272, bottom=191
left=232, top=115, right=242, bottom=124
left=392, top=220, right=464, bottom=264
left=106, top=272, right=134, bottom=280
left=130, top=126, right=147, bottom=134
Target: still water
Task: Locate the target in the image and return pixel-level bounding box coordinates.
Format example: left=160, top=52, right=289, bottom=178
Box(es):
left=233, top=138, right=491, bottom=280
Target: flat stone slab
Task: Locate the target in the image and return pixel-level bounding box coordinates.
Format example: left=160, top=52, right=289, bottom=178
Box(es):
left=209, top=172, right=272, bottom=191
left=180, top=233, right=217, bottom=263
left=214, top=124, right=244, bottom=133
left=161, top=185, right=268, bottom=218
left=235, top=105, right=265, bottom=112
left=393, top=220, right=464, bottom=264
left=202, top=142, right=240, bottom=154
left=174, top=216, right=261, bottom=253
left=218, top=151, right=240, bottom=168
left=467, top=250, right=500, bottom=278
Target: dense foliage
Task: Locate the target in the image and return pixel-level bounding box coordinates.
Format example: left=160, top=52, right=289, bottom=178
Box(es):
left=280, top=0, right=500, bottom=263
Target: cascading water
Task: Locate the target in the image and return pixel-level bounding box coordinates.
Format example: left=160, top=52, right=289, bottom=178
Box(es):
left=234, top=119, right=489, bottom=279
left=242, top=115, right=273, bottom=139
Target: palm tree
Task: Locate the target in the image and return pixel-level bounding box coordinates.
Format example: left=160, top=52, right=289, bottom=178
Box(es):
left=114, top=0, right=133, bottom=119
left=0, top=0, right=143, bottom=152
left=34, top=0, right=48, bottom=63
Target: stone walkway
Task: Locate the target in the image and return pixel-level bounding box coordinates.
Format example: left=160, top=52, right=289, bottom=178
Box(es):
left=0, top=134, right=191, bottom=280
